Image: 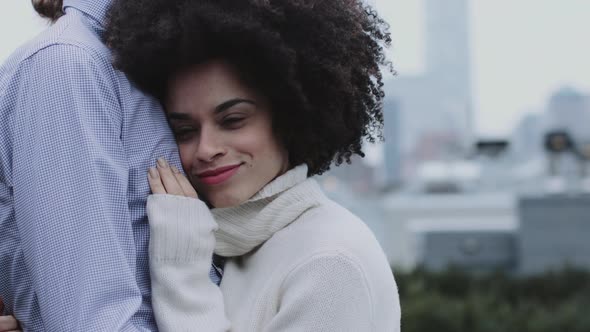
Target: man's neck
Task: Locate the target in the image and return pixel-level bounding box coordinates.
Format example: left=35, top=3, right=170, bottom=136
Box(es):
left=62, top=0, right=112, bottom=28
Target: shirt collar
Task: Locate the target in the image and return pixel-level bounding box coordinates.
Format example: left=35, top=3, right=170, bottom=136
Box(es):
left=63, top=0, right=112, bottom=29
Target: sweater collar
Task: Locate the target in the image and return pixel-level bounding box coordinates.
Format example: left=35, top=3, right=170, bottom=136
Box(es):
left=211, top=165, right=325, bottom=257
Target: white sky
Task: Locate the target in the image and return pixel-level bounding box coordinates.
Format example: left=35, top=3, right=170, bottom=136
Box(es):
left=2, top=0, right=590, bottom=138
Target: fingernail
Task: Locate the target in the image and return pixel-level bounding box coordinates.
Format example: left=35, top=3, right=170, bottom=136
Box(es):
left=171, top=165, right=180, bottom=174
left=149, top=167, right=159, bottom=179
left=157, top=157, right=168, bottom=168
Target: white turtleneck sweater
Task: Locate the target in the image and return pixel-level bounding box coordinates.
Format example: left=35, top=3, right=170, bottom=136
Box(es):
left=147, top=165, right=401, bottom=331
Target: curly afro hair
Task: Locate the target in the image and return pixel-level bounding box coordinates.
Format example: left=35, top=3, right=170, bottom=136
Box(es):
left=105, top=0, right=391, bottom=176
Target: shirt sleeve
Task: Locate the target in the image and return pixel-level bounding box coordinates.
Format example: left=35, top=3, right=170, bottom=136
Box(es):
left=147, top=194, right=230, bottom=332
left=11, top=44, right=147, bottom=331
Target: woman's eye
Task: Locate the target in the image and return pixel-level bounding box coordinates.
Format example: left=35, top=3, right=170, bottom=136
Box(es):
left=222, top=117, right=246, bottom=128
left=173, top=127, right=196, bottom=141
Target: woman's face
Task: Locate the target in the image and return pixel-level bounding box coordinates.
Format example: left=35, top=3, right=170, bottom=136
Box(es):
left=166, top=60, right=290, bottom=208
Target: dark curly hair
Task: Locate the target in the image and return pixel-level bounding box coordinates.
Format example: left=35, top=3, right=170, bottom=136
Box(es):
left=105, top=0, right=391, bottom=175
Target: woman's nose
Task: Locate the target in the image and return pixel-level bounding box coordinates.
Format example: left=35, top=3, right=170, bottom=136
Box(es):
left=196, top=127, right=226, bottom=162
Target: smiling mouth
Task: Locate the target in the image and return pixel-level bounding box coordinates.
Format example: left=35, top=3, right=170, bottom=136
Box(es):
left=197, top=164, right=242, bottom=185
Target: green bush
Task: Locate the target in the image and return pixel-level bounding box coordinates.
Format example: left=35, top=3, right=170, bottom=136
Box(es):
left=395, top=267, right=590, bottom=332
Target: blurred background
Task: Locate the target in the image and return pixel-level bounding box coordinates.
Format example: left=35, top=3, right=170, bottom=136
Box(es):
left=2, top=0, right=590, bottom=331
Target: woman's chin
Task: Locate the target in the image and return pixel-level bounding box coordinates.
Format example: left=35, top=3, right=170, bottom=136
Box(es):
left=198, top=180, right=265, bottom=208
left=206, top=192, right=249, bottom=209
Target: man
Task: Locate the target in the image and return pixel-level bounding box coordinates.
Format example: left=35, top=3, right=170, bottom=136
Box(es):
left=0, top=1, right=217, bottom=330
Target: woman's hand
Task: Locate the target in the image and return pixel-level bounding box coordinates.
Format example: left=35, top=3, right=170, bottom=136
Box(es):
left=148, top=158, right=198, bottom=198
left=0, top=316, right=19, bottom=332
left=0, top=298, right=21, bottom=332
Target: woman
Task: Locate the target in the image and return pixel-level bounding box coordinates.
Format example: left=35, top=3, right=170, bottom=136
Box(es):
left=1, top=0, right=400, bottom=330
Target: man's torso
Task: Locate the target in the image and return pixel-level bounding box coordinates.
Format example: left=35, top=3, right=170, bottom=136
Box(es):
left=0, top=9, right=181, bottom=330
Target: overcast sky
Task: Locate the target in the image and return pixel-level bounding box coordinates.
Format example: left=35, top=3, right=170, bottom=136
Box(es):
left=1, top=0, right=589, bottom=138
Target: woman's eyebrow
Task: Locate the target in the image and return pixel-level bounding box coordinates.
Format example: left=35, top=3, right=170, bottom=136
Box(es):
left=167, top=112, right=191, bottom=121
left=167, top=98, right=256, bottom=120
left=215, top=98, right=256, bottom=114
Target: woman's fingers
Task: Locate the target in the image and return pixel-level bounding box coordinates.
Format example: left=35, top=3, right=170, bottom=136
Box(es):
left=171, top=166, right=198, bottom=198
left=156, top=158, right=184, bottom=196
left=148, top=167, right=167, bottom=194
left=148, top=158, right=198, bottom=198
left=0, top=315, right=19, bottom=331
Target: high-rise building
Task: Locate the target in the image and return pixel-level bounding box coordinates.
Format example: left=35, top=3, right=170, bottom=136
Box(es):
left=546, top=86, right=590, bottom=143
left=386, top=0, right=473, bottom=165
left=424, top=0, right=473, bottom=143
left=425, top=0, right=472, bottom=89
left=383, top=98, right=402, bottom=186
left=511, top=112, right=544, bottom=160
left=510, top=86, right=590, bottom=163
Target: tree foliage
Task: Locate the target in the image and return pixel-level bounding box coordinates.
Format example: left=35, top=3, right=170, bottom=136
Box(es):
left=396, top=266, right=590, bottom=332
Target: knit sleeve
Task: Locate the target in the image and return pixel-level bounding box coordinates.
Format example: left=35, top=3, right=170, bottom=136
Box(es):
left=147, top=194, right=231, bottom=332
left=263, top=251, right=400, bottom=332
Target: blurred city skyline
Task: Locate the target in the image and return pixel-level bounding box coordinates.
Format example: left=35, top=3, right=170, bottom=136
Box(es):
left=377, top=0, right=590, bottom=138
left=1, top=0, right=589, bottom=138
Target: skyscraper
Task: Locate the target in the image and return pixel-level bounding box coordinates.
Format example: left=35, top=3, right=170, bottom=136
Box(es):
left=546, top=86, right=590, bottom=143
left=385, top=0, right=474, bottom=170
left=383, top=98, right=402, bottom=186
left=424, top=0, right=473, bottom=143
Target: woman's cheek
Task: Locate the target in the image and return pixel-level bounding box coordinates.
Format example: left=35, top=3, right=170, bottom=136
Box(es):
left=178, top=144, right=194, bottom=174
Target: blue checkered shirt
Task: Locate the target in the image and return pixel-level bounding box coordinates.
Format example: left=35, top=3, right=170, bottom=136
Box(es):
left=0, top=1, right=219, bottom=330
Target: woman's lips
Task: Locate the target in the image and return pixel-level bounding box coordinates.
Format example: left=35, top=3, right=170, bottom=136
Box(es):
left=197, top=164, right=241, bottom=185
